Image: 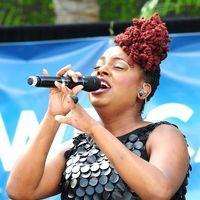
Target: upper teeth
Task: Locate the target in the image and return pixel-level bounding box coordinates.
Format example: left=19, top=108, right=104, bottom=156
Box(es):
left=101, top=81, right=109, bottom=88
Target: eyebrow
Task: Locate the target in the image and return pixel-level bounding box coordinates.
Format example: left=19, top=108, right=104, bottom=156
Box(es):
left=99, top=56, right=129, bottom=64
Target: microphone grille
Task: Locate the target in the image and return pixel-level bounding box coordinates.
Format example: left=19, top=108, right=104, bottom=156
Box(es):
left=84, top=76, right=101, bottom=92
left=27, top=76, right=38, bottom=86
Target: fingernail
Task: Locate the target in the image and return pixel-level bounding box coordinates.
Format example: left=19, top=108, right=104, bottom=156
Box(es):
left=55, top=115, right=62, bottom=121
left=74, top=77, right=78, bottom=82
left=66, top=64, right=72, bottom=68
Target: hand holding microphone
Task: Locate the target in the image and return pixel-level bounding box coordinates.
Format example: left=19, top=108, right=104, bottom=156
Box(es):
left=27, top=66, right=101, bottom=116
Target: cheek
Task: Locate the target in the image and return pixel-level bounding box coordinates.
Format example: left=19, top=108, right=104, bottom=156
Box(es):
left=116, top=76, right=139, bottom=90
left=114, top=75, right=140, bottom=103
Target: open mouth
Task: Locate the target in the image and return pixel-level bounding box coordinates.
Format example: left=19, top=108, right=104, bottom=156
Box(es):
left=91, top=78, right=111, bottom=95
left=100, top=79, right=111, bottom=89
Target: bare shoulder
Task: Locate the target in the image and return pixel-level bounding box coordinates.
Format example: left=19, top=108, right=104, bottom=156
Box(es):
left=146, top=123, right=188, bottom=154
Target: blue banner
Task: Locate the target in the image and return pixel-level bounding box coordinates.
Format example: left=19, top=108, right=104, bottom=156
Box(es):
left=0, top=34, right=199, bottom=199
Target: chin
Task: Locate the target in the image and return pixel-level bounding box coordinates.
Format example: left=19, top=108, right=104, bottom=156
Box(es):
left=89, top=96, right=108, bottom=108
left=90, top=99, right=105, bottom=107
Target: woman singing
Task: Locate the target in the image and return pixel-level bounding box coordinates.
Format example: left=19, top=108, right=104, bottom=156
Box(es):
left=6, top=13, right=190, bottom=200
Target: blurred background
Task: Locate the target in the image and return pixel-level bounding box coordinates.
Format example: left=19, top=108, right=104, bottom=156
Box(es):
left=0, top=0, right=200, bottom=26
left=0, top=1, right=200, bottom=200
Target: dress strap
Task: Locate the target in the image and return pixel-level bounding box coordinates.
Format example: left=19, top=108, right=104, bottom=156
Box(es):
left=153, top=121, right=178, bottom=129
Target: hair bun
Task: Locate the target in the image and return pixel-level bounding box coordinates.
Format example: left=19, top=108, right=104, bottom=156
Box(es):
left=114, top=13, right=171, bottom=72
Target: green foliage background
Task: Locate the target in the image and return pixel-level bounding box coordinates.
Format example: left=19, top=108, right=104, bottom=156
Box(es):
left=0, top=0, right=54, bottom=26
left=99, top=0, right=200, bottom=20
left=140, top=0, right=200, bottom=18
left=98, top=0, right=147, bottom=21
left=0, top=0, right=200, bottom=26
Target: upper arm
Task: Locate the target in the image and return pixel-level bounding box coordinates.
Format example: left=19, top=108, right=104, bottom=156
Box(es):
left=32, top=141, right=71, bottom=199
left=146, top=124, right=189, bottom=195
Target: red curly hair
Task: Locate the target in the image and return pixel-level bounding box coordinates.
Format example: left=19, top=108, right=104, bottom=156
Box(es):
left=114, top=13, right=171, bottom=72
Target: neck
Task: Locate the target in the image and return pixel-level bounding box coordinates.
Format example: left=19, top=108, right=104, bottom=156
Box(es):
left=95, top=106, right=145, bottom=137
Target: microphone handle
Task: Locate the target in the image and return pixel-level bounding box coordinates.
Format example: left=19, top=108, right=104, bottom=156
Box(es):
left=29, top=76, right=84, bottom=88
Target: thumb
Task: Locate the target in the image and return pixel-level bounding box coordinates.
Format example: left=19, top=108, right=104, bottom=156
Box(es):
left=55, top=114, right=71, bottom=124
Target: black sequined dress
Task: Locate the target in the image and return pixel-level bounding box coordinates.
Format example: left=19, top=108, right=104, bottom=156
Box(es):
left=60, top=121, right=191, bottom=200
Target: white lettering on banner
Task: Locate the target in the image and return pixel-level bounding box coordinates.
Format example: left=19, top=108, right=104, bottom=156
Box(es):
left=0, top=111, right=70, bottom=171
left=0, top=103, right=197, bottom=172
left=188, top=146, right=195, bottom=158
left=145, top=103, right=193, bottom=122
left=0, top=111, right=39, bottom=171
left=194, top=148, right=200, bottom=163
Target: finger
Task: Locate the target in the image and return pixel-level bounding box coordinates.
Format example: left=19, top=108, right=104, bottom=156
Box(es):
left=72, top=85, right=84, bottom=95
left=54, top=81, right=72, bottom=96
left=43, top=69, right=56, bottom=93
left=63, top=71, right=83, bottom=78
left=56, top=64, right=71, bottom=77
left=67, top=95, right=77, bottom=109
left=54, top=81, right=62, bottom=90
left=43, top=68, right=49, bottom=76
left=48, top=81, right=60, bottom=94
left=64, top=69, right=79, bottom=83
left=75, top=71, right=83, bottom=78
left=55, top=115, right=71, bottom=125
left=61, top=82, right=72, bottom=95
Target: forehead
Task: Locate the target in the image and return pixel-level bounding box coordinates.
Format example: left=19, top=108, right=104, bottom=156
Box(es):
left=100, top=46, right=129, bottom=61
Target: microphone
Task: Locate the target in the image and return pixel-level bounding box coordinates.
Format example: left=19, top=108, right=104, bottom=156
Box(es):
left=27, top=75, right=101, bottom=92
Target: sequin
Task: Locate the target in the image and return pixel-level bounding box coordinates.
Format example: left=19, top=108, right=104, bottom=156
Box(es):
left=76, top=187, right=85, bottom=197
left=133, top=141, right=144, bottom=150
left=128, top=134, right=138, bottom=142
left=91, top=169, right=101, bottom=177
left=89, top=177, right=98, bottom=187
left=133, top=149, right=142, bottom=157
left=99, top=175, right=108, bottom=185
left=105, top=182, right=114, bottom=192
left=81, top=165, right=90, bottom=173
left=110, top=172, right=119, bottom=183
left=81, top=171, right=91, bottom=178
left=87, top=155, right=96, bottom=163
left=72, top=171, right=81, bottom=179
left=101, top=167, right=111, bottom=176
left=100, top=161, right=109, bottom=170
left=86, top=185, right=95, bottom=195
left=91, top=163, right=100, bottom=172
left=80, top=178, right=88, bottom=187
left=70, top=178, right=78, bottom=189
left=72, top=165, right=80, bottom=173
left=126, top=142, right=134, bottom=149
left=95, top=183, right=104, bottom=194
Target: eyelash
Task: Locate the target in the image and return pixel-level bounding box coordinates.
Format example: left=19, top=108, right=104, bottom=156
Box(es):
left=93, top=65, right=124, bottom=70
left=93, top=66, right=100, bottom=70
left=114, top=65, right=124, bottom=70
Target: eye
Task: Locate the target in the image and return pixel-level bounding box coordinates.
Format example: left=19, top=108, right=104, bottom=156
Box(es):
left=93, top=65, right=101, bottom=70
left=113, top=65, right=125, bottom=70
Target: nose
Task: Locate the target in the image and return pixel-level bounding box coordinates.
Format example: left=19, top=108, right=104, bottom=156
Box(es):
left=97, top=65, right=110, bottom=76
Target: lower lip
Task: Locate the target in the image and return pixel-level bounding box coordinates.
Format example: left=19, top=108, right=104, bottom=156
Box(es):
left=91, top=88, right=110, bottom=95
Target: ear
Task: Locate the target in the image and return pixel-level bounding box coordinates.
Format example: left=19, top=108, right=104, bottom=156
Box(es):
left=137, top=83, right=152, bottom=100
